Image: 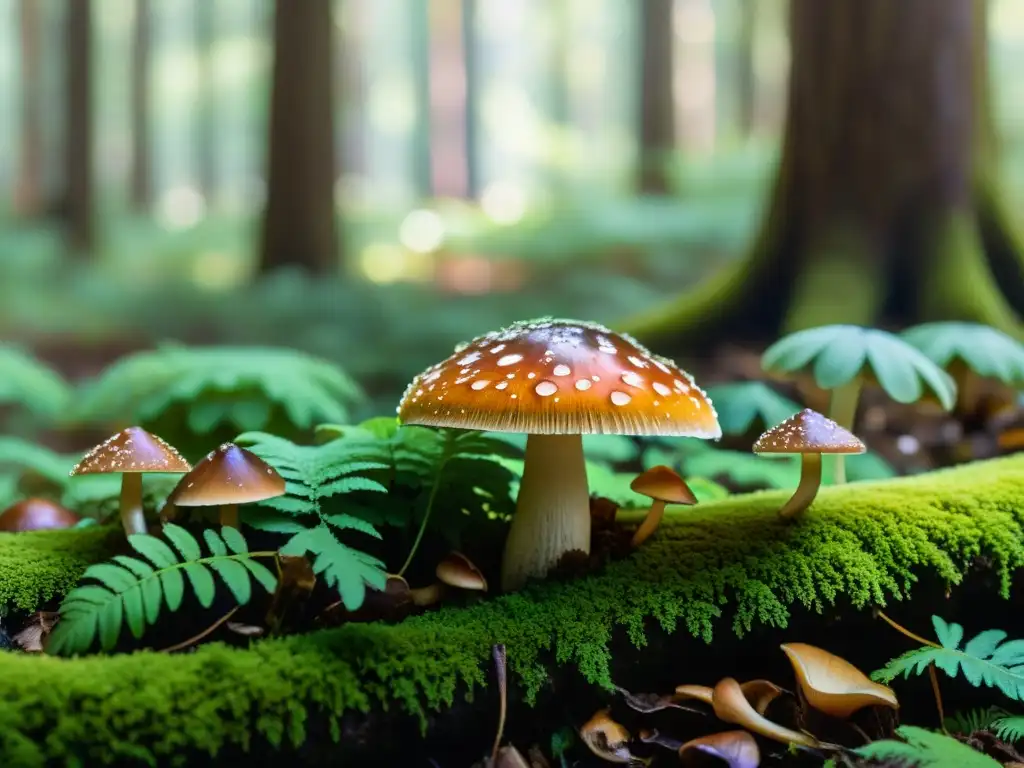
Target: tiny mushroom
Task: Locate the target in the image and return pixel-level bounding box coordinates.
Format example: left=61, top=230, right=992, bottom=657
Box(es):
left=629, top=464, right=697, bottom=547
left=0, top=498, right=81, bottom=532
left=165, top=442, right=285, bottom=528
left=398, top=318, right=721, bottom=592
left=753, top=409, right=865, bottom=520
left=409, top=551, right=488, bottom=606
left=70, top=427, right=191, bottom=536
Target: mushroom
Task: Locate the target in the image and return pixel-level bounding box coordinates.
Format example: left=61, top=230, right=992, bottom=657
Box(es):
left=398, top=318, right=721, bottom=592
left=629, top=465, right=697, bottom=547
left=0, top=498, right=81, bottom=532
left=165, top=442, right=285, bottom=528
left=69, top=427, right=191, bottom=536
left=409, top=551, right=488, bottom=606
left=712, top=677, right=819, bottom=748
left=753, top=409, right=865, bottom=520
left=780, top=642, right=898, bottom=719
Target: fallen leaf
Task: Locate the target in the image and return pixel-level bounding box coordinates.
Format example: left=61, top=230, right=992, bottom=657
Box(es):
left=679, top=731, right=760, bottom=768
left=617, top=686, right=703, bottom=714
left=580, top=709, right=634, bottom=764
left=225, top=621, right=264, bottom=638
left=13, top=611, right=59, bottom=652
left=675, top=680, right=786, bottom=715
left=780, top=643, right=898, bottom=718
left=712, top=677, right=819, bottom=748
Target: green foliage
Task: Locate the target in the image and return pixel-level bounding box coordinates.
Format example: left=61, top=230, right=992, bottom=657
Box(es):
left=873, top=616, right=1024, bottom=701
left=994, top=716, right=1024, bottom=743
left=855, top=726, right=1000, bottom=767
left=944, top=707, right=1010, bottom=736
left=1, top=455, right=1023, bottom=765
left=47, top=524, right=277, bottom=656
left=703, top=381, right=801, bottom=436
left=73, top=344, right=366, bottom=451
left=762, top=325, right=957, bottom=409
left=902, top=322, right=1024, bottom=386
left=0, top=345, right=71, bottom=421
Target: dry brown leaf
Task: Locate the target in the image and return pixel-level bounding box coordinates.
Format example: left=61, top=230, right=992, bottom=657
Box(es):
left=675, top=680, right=786, bottom=715
left=580, top=709, right=634, bottom=764
left=617, top=686, right=703, bottom=714
left=678, top=730, right=761, bottom=768
left=780, top=642, right=898, bottom=718
left=12, top=611, right=59, bottom=652
left=225, top=621, right=264, bottom=637
left=712, top=677, right=819, bottom=748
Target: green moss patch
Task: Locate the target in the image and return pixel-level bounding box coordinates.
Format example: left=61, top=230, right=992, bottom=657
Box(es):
left=2, top=456, right=1024, bottom=766
left=0, top=525, right=122, bottom=613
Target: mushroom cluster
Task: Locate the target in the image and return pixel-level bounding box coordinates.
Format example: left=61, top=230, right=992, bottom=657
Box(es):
left=398, top=318, right=721, bottom=592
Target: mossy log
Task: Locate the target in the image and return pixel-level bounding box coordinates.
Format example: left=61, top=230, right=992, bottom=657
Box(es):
left=1, top=455, right=1024, bottom=766
left=624, top=0, right=1024, bottom=355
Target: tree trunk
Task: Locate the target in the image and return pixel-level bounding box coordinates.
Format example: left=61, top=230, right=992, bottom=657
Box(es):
left=735, top=0, right=756, bottom=138
left=637, top=0, right=675, bottom=195
left=129, top=0, right=152, bottom=211
left=65, top=0, right=94, bottom=253
left=194, top=0, right=217, bottom=202
left=15, top=0, right=43, bottom=216
left=424, top=0, right=470, bottom=199
left=258, top=0, right=337, bottom=275
left=624, top=0, right=1024, bottom=353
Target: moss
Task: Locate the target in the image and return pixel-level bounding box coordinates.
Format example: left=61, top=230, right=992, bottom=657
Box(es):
left=0, top=525, right=122, bottom=613
left=1, top=456, right=1024, bottom=766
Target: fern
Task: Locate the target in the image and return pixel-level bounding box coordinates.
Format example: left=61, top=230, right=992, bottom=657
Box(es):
left=993, top=716, right=1024, bottom=743
left=944, top=707, right=1010, bottom=736
left=74, top=345, right=365, bottom=446
left=0, top=345, right=71, bottom=421
left=855, top=726, right=1000, bottom=767
left=47, top=524, right=277, bottom=656
left=872, top=616, right=1024, bottom=701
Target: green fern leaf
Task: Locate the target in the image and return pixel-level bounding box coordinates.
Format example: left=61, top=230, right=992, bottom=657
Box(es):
left=856, top=726, right=1000, bottom=767
left=944, top=707, right=1009, bottom=736
left=0, top=345, right=72, bottom=420
left=278, top=523, right=386, bottom=610
left=993, top=716, right=1024, bottom=743
left=872, top=616, right=1024, bottom=701
left=46, top=524, right=277, bottom=656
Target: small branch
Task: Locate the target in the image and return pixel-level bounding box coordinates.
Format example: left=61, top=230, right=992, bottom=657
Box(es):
left=929, top=663, right=947, bottom=733
left=875, top=609, right=942, bottom=648
left=491, top=644, right=508, bottom=763
left=159, top=606, right=240, bottom=653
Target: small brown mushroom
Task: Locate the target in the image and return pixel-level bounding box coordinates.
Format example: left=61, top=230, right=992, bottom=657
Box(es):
left=409, top=551, right=488, bottom=606
left=0, top=498, right=81, bottom=532
left=780, top=642, right=898, bottom=718
left=752, top=409, right=865, bottom=519
left=69, top=427, right=191, bottom=536
left=165, top=442, right=285, bottom=528
left=629, top=465, right=697, bottom=547
left=678, top=731, right=760, bottom=768
left=579, top=709, right=633, bottom=764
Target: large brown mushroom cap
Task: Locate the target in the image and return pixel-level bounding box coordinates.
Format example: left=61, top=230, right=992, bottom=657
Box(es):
left=630, top=465, right=697, bottom=505
left=0, top=498, right=81, bottom=532
left=753, top=409, right=866, bottom=455
left=436, top=551, right=488, bottom=591
left=167, top=442, right=285, bottom=507
left=70, top=427, right=191, bottom=476
left=397, top=318, right=721, bottom=438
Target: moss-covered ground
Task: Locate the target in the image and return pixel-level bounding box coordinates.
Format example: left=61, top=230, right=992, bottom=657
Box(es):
left=1, top=455, right=1023, bottom=766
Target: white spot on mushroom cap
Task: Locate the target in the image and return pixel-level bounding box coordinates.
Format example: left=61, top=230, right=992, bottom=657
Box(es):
left=535, top=381, right=558, bottom=397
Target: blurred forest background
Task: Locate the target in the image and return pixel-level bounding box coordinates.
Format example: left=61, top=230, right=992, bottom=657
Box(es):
left=2, top=0, right=1024, bottom=411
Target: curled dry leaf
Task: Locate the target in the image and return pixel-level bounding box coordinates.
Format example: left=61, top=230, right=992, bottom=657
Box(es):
left=780, top=642, right=898, bottom=718
left=712, top=677, right=819, bottom=748
left=638, top=729, right=683, bottom=751
left=617, top=686, right=703, bottom=714
left=675, top=680, right=785, bottom=716
left=580, top=710, right=634, bottom=764
left=225, top=621, right=264, bottom=638
left=13, top=611, right=59, bottom=652
left=679, top=731, right=761, bottom=768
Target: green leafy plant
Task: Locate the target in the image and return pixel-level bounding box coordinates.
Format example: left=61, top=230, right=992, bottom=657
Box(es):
left=73, top=345, right=366, bottom=454
left=762, top=325, right=957, bottom=483
left=854, top=725, right=1000, bottom=767
left=703, top=381, right=802, bottom=436
left=46, top=524, right=277, bottom=655
left=0, top=344, right=71, bottom=422
left=944, top=707, right=1009, bottom=736
left=234, top=430, right=389, bottom=607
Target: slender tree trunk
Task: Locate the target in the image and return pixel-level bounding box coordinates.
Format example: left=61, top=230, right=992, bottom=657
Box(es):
left=65, top=0, right=94, bottom=253
left=424, top=0, right=470, bottom=199
left=129, top=0, right=152, bottom=211
left=735, top=0, right=756, bottom=137
left=258, top=0, right=337, bottom=275
left=462, top=0, right=478, bottom=198
left=15, top=0, right=43, bottom=216
left=625, top=0, right=1023, bottom=353
left=195, top=0, right=217, bottom=202
left=637, top=0, right=676, bottom=195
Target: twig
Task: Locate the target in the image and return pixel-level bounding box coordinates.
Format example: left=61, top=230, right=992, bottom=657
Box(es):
left=159, top=606, right=240, bottom=653
left=491, top=644, right=508, bottom=764
left=876, top=609, right=945, bottom=731
left=875, top=609, right=942, bottom=648
left=929, top=663, right=947, bottom=733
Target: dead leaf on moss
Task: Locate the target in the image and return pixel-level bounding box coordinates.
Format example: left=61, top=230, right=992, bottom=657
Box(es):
left=780, top=643, right=898, bottom=718
left=13, top=611, right=59, bottom=652
left=580, top=709, right=635, bottom=764
left=679, top=730, right=760, bottom=768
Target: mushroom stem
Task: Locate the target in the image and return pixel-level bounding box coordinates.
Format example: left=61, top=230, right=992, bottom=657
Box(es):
left=827, top=380, right=862, bottom=484
left=220, top=504, right=239, bottom=528
left=779, top=453, right=822, bottom=520
left=630, top=500, right=666, bottom=548
left=119, top=473, right=147, bottom=536
left=408, top=583, right=445, bottom=607
left=501, top=433, right=590, bottom=592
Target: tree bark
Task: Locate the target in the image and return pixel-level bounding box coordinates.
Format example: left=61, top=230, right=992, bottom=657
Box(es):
left=65, top=0, right=94, bottom=253
left=637, top=0, right=676, bottom=195
left=194, top=0, right=217, bottom=202
left=624, top=0, right=1024, bottom=353
left=735, top=0, right=757, bottom=138
left=258, top=0, right=337, bottom=275
left=129, top=0, right=152, bottom=211
left=15, top=0, right=43, bottom=216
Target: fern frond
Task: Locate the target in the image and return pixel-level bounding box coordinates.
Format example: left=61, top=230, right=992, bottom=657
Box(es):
left=46, top=524, right=276, bottom=655
left=944, top=707, right=1009, bottom=736
left=993, top=715, right=1024, bottom=743
left=855, top=726, right=1000, bottom=767
left=0, top=345, right=71, bottom=420
left=74, top=345, right=365, bottom=437
left=279, top=523, right=386, bottom=610
left=872, top=616, right=1024, bottom=701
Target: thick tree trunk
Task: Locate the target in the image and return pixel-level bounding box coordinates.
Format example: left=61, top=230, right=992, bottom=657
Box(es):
left=15, top=0, right=43, bottom=216
left=258, top=0, right=337, bottom=275
left=129, top=0, right=152, bottom=211
left=65, top=0, right=94, bottom=253
left=624, top=0, right=1023, bottom=352
left=637, top=0, right=675, bottom=194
